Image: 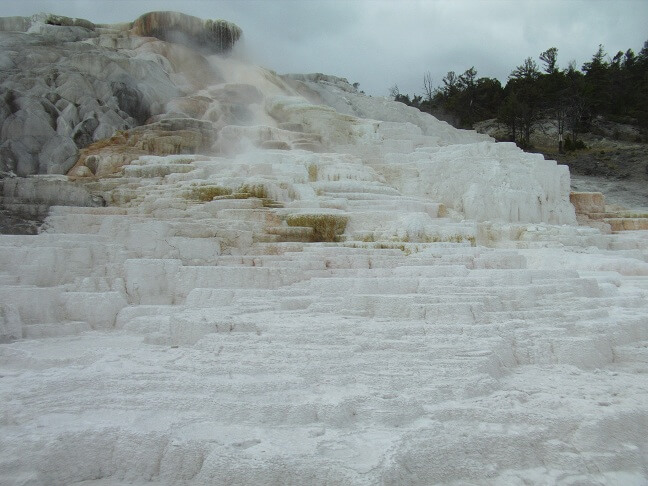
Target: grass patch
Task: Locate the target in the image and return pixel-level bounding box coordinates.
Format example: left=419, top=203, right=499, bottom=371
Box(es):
left=308, top=164, right=318, bottom=182
left=286, top=213, right=349, bottom=242
left=237, top=184, right=268, bottom=199
left=187, top=183, right=282, bottom=207
left=441, top=234, right=476, bottom=246
left=394, top=234, right=476, bottom=246
left=188, top=186, right=233, bottom=201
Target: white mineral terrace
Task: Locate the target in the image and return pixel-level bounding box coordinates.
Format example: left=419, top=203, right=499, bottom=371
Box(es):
left=1, top=51, right=648, bottom=485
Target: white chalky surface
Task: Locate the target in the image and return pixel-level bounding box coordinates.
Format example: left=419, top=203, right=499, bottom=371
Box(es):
left=1, top=29, right=648, bottom=486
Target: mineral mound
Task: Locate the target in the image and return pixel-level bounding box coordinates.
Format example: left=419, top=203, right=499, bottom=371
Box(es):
left=1, top=10, right=647, bottom=486
left=132, top=11, right=242, bottom=53
left=0, top=11, right=233, bottom=177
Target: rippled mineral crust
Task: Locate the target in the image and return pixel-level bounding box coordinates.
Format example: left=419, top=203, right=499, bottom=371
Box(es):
left=1, top=11, right=648, bottom=486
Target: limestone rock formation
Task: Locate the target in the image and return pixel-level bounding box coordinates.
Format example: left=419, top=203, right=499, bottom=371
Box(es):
left=0, top=174, right=105, bottom=234
left=69, top=118, right=216, bottom=177
left=1, top=10, right=648, bottom=486
left=0, top=12, right=96, bottom=41
left=0, top=11, right=232, bottom=176
left=131, top=11, right=242, bottom=54
left=571, top=191, right=648, bottom=231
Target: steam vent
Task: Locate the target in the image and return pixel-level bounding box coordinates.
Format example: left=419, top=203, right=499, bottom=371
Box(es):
left=1, top=10, right=648, bottom=486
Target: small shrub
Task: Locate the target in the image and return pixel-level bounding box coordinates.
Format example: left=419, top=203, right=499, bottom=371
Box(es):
left=286, top=213, right=348, bottom=242
left=516, top=140, right=533, bottom=151
left=564, top=137, right=586, bottom=151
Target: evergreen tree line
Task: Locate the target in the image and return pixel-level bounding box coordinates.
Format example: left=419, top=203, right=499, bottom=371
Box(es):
left=389, top=41, right=648, bottom=149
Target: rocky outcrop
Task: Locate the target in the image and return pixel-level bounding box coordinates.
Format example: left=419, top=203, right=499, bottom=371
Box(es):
left=0, top=175, right=104, bottom=234
left=0, top=13, right=96, bottom=39
left=68, top=118, right=215, bottom=177
left=131, top=11, right=241, bottom=54
left=570, top=191, right=648, bottom=232
left=0, top=30, right=176, bottom=175
left=0, top=11, right=232, bottom=177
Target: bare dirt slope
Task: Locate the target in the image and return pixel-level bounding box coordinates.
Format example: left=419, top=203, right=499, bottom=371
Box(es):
left=547, top=140, right=648, bottom=210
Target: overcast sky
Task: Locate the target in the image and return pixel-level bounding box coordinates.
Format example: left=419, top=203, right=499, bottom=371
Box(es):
left=3, top=0, right=647, bottom=96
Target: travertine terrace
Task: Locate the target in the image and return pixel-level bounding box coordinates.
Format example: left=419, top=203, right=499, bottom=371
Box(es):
left=1, top=12, right=647, bottom=485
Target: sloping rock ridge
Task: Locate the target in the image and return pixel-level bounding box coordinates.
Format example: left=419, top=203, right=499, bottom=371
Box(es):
left=1, top=11, right=647, bottom=486
left=0, top=11, right=232, bottom=176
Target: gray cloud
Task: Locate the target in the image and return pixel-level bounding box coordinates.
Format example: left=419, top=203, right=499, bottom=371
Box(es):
left=3, top=0, right=647, bottom=97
